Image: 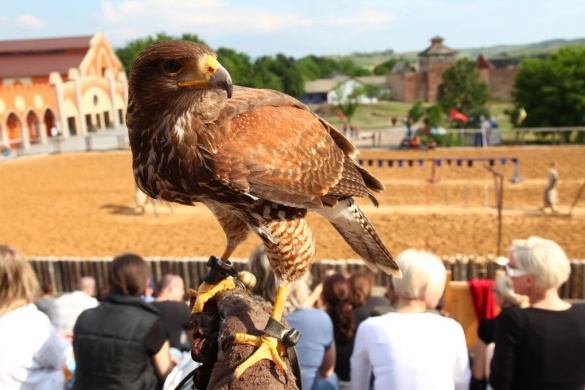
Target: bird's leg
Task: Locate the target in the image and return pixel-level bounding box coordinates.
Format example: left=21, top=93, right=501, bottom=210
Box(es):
left=232, top=283, right=302, bottom=381
left=191, top=253, right=255, bottom=313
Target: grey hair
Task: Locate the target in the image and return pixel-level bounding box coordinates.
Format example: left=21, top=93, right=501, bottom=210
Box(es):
left=513, top=236, right=570, bottom=290
left=493, top=273, right=530, bottom=308
left=246, top=245, right=277, bottom=305
left=246, top=245, right=312, bottom=315
left=391, top=249, right=446, bottom=308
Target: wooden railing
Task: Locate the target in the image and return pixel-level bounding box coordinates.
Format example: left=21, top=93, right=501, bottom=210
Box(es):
left=513, top=127, right=585, bottom=145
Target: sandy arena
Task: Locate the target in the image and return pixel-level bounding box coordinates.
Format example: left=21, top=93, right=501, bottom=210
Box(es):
left=1, top=145, right=584, bottom=260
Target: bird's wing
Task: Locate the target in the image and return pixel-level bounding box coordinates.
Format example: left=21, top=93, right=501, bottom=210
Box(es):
left=211, top=87, right=372, bottom=208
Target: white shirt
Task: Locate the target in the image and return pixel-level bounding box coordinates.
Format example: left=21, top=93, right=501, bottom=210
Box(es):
left=351, top=312, right=471, bottom=390
left=0, top=304, right=69, bottom=390
left=49, top=290, right=98, bottom=333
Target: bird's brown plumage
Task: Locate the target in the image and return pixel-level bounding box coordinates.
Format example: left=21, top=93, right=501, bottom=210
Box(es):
left=127, top=40, right=400, bottom=282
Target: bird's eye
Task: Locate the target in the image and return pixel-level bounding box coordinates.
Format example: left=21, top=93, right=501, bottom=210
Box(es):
left=163, top=61, right=182, bottom=74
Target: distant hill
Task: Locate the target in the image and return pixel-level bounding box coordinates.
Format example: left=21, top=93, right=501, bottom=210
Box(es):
left=329, top=37, right=585, bottom=68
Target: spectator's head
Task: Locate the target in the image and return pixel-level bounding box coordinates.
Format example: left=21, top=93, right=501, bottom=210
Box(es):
left=246, top=245, right=277, bottom=305
left=156, top=274, right=185, bottom=301
left=349, top=272, right=375, bottom=307
left=40, top=282, right=54, bottom=297
left=108, top=253, right=150, bottom=297
left=391, top=249, right=446, bottom=309
left=77, top=276, right=96, bottom=297
left=492, top=272, right=529, bottom=309
left=322, top=274, right=351, bottom=310
left=508, top=236, right=570, bottom=294
left=322, top=274, right=355, bottom=343
left=0, top=245, right=39, bottom=316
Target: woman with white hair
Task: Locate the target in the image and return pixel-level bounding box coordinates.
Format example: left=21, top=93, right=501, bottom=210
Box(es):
left=350, top=249, right=470, bottom=390
left=489, top=236, right=585, bottom=389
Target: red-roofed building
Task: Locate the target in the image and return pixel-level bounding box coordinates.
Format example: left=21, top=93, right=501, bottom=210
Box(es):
left=386, top=36, right=518, bottom=103
left=0, top=32, right=127, bottom=149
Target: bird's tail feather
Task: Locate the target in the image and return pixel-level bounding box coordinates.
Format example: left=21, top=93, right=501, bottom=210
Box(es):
left=315, top=198, right=401, bottom=277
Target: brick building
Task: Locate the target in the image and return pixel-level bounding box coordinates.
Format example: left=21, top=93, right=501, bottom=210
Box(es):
left=0, top=33, right=127, bottom=150
left=387, top=36, right=518, bottom=103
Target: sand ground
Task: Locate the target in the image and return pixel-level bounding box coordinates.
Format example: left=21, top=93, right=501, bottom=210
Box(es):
left=1, top=145, right=584, bottom=260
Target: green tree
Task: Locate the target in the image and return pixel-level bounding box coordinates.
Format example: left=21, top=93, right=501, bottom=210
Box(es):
left=248, top=56, right=282, bottom=91
left=438, top=58, right=489, bottom=122
left=268, top=54, right=305, bottom=98
left=337, top=59, right=371, bottom=77
left=425, top=104, right=446, bottom=128
left=297, top=55, right=339, bottom=81
left=115, top=32, right=206, bottom=74
left=216, top=47, right=252, bottom=86
left=334, top=86, right=360, bottom=125
left=362, top=84, right=381, bottom=99
left=512, top=46, right=585, bottom=127
left=373, top=58, right=399, bottom=75
left=407, top=100, right=425, bottom=123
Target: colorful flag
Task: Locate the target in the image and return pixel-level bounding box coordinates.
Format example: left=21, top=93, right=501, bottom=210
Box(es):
left=517, top=108, right=527, bottom=125
left=449, top=108, right=468, bottom=123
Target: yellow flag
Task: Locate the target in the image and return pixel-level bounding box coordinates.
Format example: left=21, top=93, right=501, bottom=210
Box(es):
left=517, top=108, right=527, bottom=125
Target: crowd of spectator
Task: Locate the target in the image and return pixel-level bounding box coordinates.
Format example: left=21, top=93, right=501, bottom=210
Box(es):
left=0, top=235, right=584, bottom=389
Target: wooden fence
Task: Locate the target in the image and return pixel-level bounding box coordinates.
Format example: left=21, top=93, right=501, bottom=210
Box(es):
left=29, top=256, right=585, bottom=300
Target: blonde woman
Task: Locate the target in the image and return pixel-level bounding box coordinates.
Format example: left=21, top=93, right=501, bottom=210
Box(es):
left=470, top=272, right=529, bottom=389
left=0, top=245, right=69, bottom=389
left=490, top=237, right=585, bottom=389
left=351, top=249, right=470, bottom=390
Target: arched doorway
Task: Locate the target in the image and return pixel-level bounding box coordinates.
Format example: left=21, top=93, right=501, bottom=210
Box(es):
left=44, top=109, right=57, bottom=137
left=6, top=112, right=23, bottom=148
left=26, top=111, right=41, bottom=144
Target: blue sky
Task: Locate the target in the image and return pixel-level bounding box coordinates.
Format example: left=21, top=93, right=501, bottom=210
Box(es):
left=1, top=0, right=583, bottom=58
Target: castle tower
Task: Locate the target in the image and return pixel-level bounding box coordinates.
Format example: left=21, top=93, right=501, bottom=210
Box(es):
left=417, top=36, right=457, bottom=102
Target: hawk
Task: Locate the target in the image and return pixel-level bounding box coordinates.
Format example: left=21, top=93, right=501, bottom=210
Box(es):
left=127, top=40, right=400, bottom=379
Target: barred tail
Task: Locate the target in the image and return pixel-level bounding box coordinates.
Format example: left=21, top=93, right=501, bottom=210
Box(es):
left=315, top=198, right=401, bottom=277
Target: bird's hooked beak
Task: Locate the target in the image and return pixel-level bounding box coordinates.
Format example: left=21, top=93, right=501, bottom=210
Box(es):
left=178, top=54, right=233, bottom=98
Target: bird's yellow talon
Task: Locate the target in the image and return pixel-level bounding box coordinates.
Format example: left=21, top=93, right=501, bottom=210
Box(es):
left=191, top=278, right=237, bottom=313
left=232, top=333, right=287, bottom=378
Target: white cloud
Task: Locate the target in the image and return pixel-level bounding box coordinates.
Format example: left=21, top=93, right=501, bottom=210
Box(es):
left=98, top=0, right=397, bottom=43
left=15, top=14, right=46, bottom=30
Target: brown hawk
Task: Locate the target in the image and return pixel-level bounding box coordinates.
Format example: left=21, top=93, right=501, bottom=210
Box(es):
left=127, top=40, right=400, bottom=379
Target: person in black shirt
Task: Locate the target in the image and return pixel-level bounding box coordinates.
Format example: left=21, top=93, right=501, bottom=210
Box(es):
left=489, top=237, right=585, bottom=390
left=73, top=254, right=174, bottom=390
left=470, top=271, right=529, bottom=389
left=151, top=274, right=191, bottom=353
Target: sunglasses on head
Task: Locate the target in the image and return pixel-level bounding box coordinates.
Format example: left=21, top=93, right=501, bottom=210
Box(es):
left=505, top=264, right=528, bottom=278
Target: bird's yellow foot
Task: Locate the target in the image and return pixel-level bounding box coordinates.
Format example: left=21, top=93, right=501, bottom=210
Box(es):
left=232, top=333, right=288, bottom=379
left=191, top=278, right=237, bottom=313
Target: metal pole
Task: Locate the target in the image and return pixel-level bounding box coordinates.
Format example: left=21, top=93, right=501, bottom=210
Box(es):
left=484, top=165, right=504, bottom=256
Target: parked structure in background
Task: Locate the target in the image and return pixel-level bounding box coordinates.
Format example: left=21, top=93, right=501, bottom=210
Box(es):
left=0, top=33, right=127, bottom=150
left=302, top=72, right=388, bottom=105
left=303, top=36, right=519, bottom=106
left=387, top=36, right=519, bottom=103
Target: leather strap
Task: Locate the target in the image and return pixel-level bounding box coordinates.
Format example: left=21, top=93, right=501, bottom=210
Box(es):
left=264, top=317, right=303, bottom=389
left=203, top=256, right=239, bottom=284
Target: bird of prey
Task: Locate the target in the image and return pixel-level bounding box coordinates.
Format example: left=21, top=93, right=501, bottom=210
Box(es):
left=127, top=40, right=401, bottom=379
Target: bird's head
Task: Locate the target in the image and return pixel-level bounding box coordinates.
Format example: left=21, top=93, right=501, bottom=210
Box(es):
left=128, top=40, right=233, bottom=116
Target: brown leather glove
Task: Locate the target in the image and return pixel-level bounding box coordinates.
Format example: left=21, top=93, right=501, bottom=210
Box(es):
left=189, top=284, right=299, bottom=390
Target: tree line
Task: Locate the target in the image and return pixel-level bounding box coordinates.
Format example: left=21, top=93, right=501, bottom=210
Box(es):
left=115, top=32, right=398, bottom=100
left=116, top=33, right=585, bottom=131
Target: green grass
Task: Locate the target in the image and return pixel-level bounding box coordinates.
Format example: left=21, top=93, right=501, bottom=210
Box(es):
left=310, top=101, right=414, bottom=130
